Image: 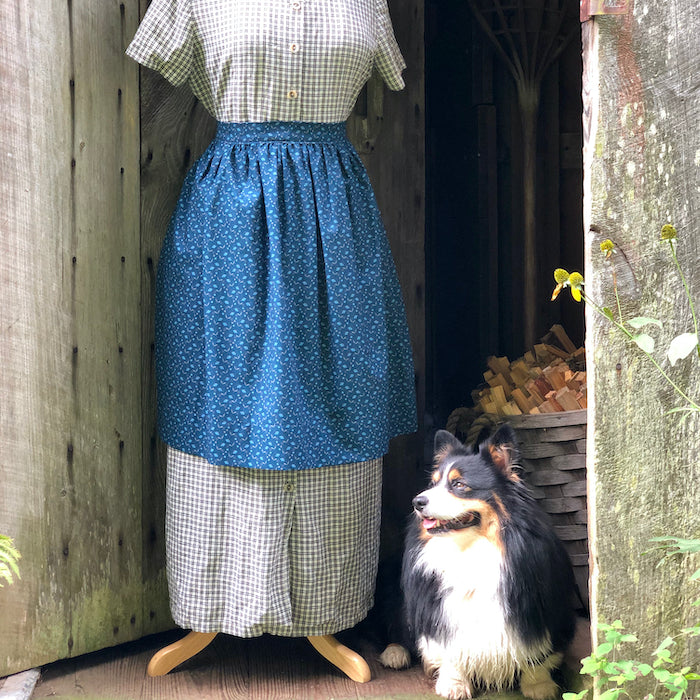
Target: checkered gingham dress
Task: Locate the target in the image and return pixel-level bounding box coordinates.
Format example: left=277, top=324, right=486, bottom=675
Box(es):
left=127, top=0, right=416, bottom=637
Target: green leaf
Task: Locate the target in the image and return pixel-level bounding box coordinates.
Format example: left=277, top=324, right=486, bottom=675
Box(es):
left=620, top=634, right=638, bottom=643
left=563, top=692, right=590, bottom=700
left=665, top=405, right=700, bottom=415
left=654, top=636, right=676, bottom=654
left=631, top=333, right=655, bottom=352
left=628, top=316, right=663, bottom=329
left=581, top=658, right=602, bottom=675
left=637, top=663, right=653, bottom=676
left=597, top=642, right=614, bottom=655
left=600, top=689, right=623, bottom=700
left=654, top=668, right=671, bottom=682
left=0, top=535, right=21, bottom=588
left=667, top=333, right=699, bottom=366
left=674, top=675, right=689, bottom=689
left=603, top=307, right=615, bottom=321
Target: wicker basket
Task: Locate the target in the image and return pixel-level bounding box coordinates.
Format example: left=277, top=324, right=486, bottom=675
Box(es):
left=507, top=410, right=589, bottom=610
left=446, top=408, right=589, bottom=610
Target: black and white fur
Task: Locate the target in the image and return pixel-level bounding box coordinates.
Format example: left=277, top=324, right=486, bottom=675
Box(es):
left=380, top=425, right=576, bottom=699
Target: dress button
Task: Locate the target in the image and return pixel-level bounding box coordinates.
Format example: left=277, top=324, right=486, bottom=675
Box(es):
left=287, top=89, right=298, bottom=99
left=290, top=42, right=299, bottom=53
left=283, top=482, right=295, bottom=493
left=291, top=0, right=301, bottom=9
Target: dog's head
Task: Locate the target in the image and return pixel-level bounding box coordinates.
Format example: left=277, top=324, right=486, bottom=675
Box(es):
left=412, top=424, right=521, bottom=548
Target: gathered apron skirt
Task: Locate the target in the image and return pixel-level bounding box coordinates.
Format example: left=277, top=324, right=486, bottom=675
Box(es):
left=155, top=121, right=416, bottom=471
left=157, top=122, right=416, bottom=636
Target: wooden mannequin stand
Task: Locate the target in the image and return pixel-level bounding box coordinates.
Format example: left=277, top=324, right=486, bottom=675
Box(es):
left=146, top=631, right=372, bottom=683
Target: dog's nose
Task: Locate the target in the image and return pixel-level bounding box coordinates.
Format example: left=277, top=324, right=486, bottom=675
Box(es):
left=413, top=494, right=428, bottom=511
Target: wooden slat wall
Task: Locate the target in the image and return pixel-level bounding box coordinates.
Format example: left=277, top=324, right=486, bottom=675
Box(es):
left=1, top=0, right=424, bottom=675
left=364, top=0, right=426, bottom=535
left=0, top=0, right=144, bottom=674
left=137, top=60, right=217, bottom=638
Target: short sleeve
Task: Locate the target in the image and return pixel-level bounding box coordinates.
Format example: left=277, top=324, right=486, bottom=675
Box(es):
left=126, top=0, right=193, bottom=87
left=374, top=0, right=406, bottom=91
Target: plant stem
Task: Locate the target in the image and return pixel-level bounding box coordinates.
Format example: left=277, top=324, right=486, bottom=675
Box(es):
left=583, top=292, right=700, bottom=412
left=668, top=240, right=700, bottom=359
left=611, top=265, right=623, bottom=325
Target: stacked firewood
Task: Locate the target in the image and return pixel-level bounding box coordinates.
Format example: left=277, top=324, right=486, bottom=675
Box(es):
left=472, top=325, right=586, bottom=416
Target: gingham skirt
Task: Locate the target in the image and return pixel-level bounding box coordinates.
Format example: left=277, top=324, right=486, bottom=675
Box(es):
left=166, top=447, right=383, bottom=637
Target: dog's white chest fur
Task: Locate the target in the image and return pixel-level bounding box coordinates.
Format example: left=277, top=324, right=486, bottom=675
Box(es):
left=415, top=535, right=543, bottom=688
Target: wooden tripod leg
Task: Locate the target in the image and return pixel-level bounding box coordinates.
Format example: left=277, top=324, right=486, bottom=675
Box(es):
left=307, top=635, right=371, bottom=683
left=146, top=631, right=218, bottom=677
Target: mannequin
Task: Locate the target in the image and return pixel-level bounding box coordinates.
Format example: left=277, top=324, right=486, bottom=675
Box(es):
left=147, top=631, right=371, bottom=682
left=126, top=0, right=416, bottom=683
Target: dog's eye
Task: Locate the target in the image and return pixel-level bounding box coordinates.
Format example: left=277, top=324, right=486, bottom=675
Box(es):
left=451, top=479, right=469, bottom=491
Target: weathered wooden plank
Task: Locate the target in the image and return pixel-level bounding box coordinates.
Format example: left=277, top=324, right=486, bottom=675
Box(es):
left=137, top=27, right=217, bottom=634
left=0, top=1, right=73, bottom=675
left=0, top=0, right=142, bottom=675
left=31, top=632, right=444, bottom=700
left=67, top=0, right=142, bottom=660
left=584, top=2, right=700, bottom=679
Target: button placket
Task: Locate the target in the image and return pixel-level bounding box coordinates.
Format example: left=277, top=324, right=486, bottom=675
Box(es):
left=286, top=0, right=303, bottom=119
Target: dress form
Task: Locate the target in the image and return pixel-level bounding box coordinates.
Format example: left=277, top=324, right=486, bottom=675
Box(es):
left=146, top=631, right=371, bottom=682
left=126, top=3, right=412, bottom=685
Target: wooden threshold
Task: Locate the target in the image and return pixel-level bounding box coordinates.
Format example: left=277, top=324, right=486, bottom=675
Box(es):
left=31, top=627, right=584, bottom=699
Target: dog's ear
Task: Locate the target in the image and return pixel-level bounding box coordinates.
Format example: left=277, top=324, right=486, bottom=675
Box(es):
left=481, top=424, right=520, bottom=480
left=433, top=429, right=464, bottom=459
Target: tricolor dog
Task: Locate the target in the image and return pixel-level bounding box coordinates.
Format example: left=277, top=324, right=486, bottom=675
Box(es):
left=380, top=425, right=576, bottom=699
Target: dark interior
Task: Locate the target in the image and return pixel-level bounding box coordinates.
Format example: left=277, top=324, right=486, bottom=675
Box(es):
left=425, top=0, right=585, bottom=428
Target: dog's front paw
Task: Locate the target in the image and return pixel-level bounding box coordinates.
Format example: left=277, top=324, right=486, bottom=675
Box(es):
left=378, top=643, right=411, bottom=669
left=434, top=673, right=473, bottom=699
left=519, top=668, right=559, bottom=700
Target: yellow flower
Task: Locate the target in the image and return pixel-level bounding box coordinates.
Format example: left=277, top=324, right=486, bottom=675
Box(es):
left=551, top=268, right=585, bottom=302
left=660, top=224, right=677, bottom=241
left=554, top=268, right=570, bottom=284
left=568, top=272, right=584, bottom=302
left=600, top=239, right=615, bottom=258
left=551, top=268, right=570, bottom=300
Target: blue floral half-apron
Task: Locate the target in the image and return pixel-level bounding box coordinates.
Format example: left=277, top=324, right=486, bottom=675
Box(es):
left=155, top=121, right=416, bottom=470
